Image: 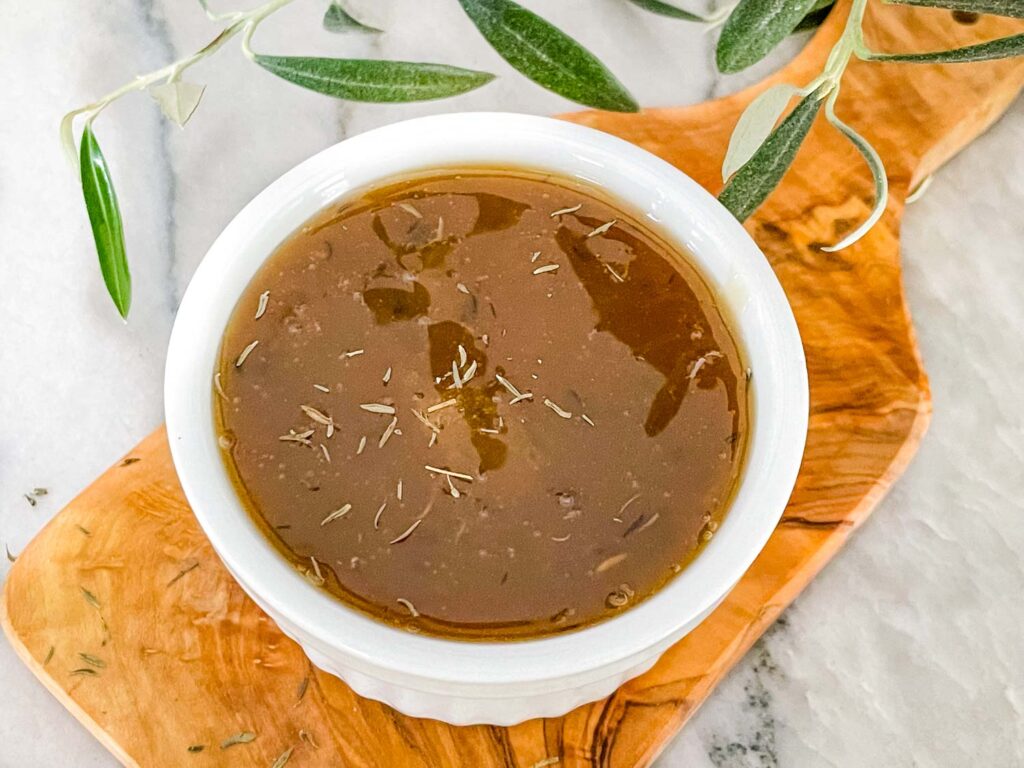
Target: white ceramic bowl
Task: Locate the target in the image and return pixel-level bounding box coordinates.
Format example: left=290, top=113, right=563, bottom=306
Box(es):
left=165, top=112, right=807, bottom=726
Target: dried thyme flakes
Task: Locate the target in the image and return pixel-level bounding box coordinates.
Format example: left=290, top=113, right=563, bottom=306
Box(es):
left=320, top=504, right=352, bottom=526
left=235, top=339, right=260, bottom=367
left=360, top=402, right=396, bottom=414
left=187, top=744, right=205, bottom=753
left=255, top=290, right=271, bottom=320
left=5, top=544, right=17, bottom=563
left=220, top=731, right=257, bottom=749
left=542, top=398, right=572, bottom=419
left=396, top=597, right=419, bottom=617
left=70, top=667, right=99, bottom=677
left=586, top=219, right=617, bottom=238
left=296, top=675, right=310, bottom=702
left=270, top=747, right=294, bottom=768
left=43, top=646, right=55, bottom=666
left=389, top=518, right=422, bottom=545
left=549, top=203, right=582, bottom=217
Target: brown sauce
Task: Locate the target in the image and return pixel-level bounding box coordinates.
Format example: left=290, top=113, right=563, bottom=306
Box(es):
left=215, top=169, right=749, bottom=640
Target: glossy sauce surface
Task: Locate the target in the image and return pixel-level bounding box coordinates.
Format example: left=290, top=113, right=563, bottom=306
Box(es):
left=216, top=170, right=748, bottom=640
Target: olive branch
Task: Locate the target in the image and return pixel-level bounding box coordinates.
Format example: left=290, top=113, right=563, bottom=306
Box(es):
left=62, top=0, right=1024, bottom=318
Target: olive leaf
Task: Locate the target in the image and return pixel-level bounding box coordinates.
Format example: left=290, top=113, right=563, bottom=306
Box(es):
left=624, top=0, right=707, bottom=22
left=794, top=0, right=836, bottom=30
left=718, top=87, right=825, bottom=222
left=79, top=124, right=131, bottom=319
left=323, top=1, right=383, bottom=33
left=867, top=33, right=1024, bottom=62
left=60, top=112, right=79, bottom=169
left=458, top=0, right=639, bottom=112
left=717, top=0, right=821, bottom=73
left=253, top=57, right=495, bottom=101
left=884, top=0, right=1024, bottom=17
left=149, top=81, right=206, bottom=127
left=722, top=83, right=798, bottom=182
left=820, top=91, right=888, bottom=251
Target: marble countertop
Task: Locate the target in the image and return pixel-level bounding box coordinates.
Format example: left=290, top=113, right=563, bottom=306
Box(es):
left=3, top=1, right=1023, bottom=765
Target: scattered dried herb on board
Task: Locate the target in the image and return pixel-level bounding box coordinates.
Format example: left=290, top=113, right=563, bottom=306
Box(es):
left=167, top=561, right=199, bottom=586
left=220, top=731, right=257, bottom=749
left=270, top=746, right=295, bottom=768
left=80, top=587, right=101, bottom=609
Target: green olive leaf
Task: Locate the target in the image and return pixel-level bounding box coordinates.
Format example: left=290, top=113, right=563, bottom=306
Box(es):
left=149, top=81, right=206, bottom=127
left=794, top=0, right=835, bottom=30
left=253, top=57, right=495, bottom=102
left=60, top=112, right=80, bottom=170
left=458, top=0, right=639, bottom=112
left=883, top=0, right=1024, bottom=17
left=722, top=83, right=798, bottom=182
left=624, top=0, right=707, bottom=22
left=718, top=87, right=825, bottom=222
left=867, top=32, right=1024, bottom=62
left=79, top=124, right=131, bottom=319
left=323, top=1, right=383, bottom=33
left=820, top=91, right=888, bottom=251
left=717, top=0, right=821, bottom=73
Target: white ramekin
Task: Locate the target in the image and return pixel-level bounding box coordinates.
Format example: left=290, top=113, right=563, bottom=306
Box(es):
left=165, top=112, right=807, bottom=726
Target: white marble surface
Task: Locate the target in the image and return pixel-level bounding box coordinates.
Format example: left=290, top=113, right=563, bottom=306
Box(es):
left=2, top=1, right=1023, bottom=765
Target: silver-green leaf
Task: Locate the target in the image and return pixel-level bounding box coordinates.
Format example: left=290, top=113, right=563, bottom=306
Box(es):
left=718, top=87, right=825, bottom=222
left=458, top=0, right=639, bottom=112
left=722, top=83, right=798, bottom=182
left=820, top=92, right=888, bottom=251
left=79, top=124, right=131, bottom=319
left=884, top=0, right=1024, bottom=17
left=867, top=33, right=1024, bottom=62
left=793, top=0, right=835, bottom=30
left=60, top=112, right=79, bottom=169
left=323, top=1, right=383, bottom=33
left=624, top=0, right=707, bottom=22
left=717, top=0, right=820, bottom=73
left=149, top=81, right=206, bottom=127
left=253, top=57, right=495, bottom=102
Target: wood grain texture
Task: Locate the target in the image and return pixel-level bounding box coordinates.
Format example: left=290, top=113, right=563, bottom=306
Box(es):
left=5, top=4, right=1023, bottom=766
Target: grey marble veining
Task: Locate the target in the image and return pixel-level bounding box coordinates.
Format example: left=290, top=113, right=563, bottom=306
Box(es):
left=2, top=2, right=1022, bottom=765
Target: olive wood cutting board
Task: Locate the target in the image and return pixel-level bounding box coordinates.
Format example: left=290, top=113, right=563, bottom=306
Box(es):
left=4, top=4, right=1023, bottom=766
